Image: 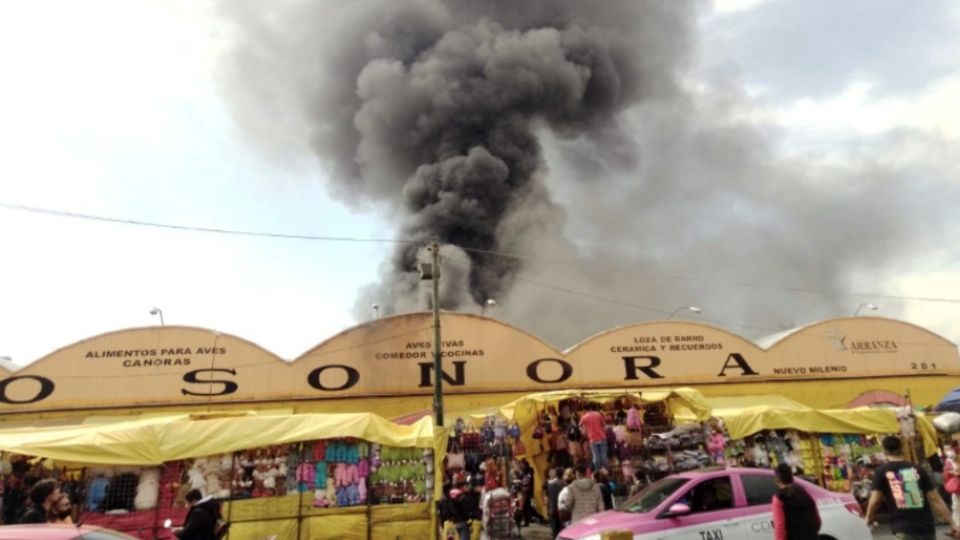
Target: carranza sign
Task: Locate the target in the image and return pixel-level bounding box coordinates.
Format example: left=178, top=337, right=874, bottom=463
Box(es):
left=1, top=315, right=957, bottom=412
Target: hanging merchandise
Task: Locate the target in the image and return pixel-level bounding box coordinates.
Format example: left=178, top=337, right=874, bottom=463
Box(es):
left=443, top=414, right=517, bottom=494
left=367, top=444, right=431, bottom=505
left=626, top=405, right=643, bottom=432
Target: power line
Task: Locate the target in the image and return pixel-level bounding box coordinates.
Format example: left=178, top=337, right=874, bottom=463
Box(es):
left=4, top=200, right=960, bottom=305
left=0, top=201, right=416, bottom=245
left=442, top=256, right=956, bottom=346
left=459, top=246, right=960, bottom=305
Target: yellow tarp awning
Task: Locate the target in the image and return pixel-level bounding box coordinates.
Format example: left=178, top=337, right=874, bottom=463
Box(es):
left=499, top=386, right=712, bottom=428
left=0, top=412, right=438, bottom=465
left=677, top=397, right=939, bottom=457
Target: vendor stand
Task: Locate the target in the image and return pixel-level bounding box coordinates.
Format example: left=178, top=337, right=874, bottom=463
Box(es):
left=674, top=395, right=940, bottom=508
left=498, top=387, right=714, bottom=513
left=0, top=412, right=445, bottom=540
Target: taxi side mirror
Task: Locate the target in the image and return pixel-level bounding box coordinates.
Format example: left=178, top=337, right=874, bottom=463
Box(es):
left=660, top=503, right=692, bottom=518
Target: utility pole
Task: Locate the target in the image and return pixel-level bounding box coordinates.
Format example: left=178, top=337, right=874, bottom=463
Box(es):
left=430, top=240, right=444, bottom=427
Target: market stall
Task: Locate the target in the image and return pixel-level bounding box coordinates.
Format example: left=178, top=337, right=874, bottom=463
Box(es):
left=496, top=387, right=713, bottom=514
left=674, top=395, right=940, bottom=505
left=0, top=412, right=445, bottom=540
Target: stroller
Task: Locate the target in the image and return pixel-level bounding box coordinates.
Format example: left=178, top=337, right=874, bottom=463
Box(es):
left=482, top=488, right=518, bottom=539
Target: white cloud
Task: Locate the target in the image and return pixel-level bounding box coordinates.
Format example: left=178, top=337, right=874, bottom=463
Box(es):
left=773, top=76, right=960, bottom=140
left=0, top=1, right=388, bottom=366
left=712, top=0, right=773, bottom=15
left=895, top=270, right=960, bottom=345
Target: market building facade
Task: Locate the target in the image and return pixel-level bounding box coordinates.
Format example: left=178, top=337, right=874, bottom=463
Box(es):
left=0, top=314, right=957, bottom=417
left=0, top=315, right=957, bottom=540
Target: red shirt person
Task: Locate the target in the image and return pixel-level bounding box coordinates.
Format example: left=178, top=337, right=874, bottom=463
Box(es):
left=578, top=403, right=609, bottom=473
left=771, top=464, right=820, bottom=540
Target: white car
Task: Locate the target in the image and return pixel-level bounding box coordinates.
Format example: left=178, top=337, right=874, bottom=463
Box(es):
left=559, top=467, right=871, bottom=539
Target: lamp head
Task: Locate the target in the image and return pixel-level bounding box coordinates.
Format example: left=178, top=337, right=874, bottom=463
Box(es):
left=485, top=299, right=496, bottom=307
left=150, top=308, right=159, bottom=316
left=688, top=306, right=702, bottom=314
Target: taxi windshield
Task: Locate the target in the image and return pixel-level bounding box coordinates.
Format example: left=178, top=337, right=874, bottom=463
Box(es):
left=621, top=477, right=689, bottom=514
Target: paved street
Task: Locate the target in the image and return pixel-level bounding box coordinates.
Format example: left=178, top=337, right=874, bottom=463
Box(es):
left=516, top=522, right=953, bottom=539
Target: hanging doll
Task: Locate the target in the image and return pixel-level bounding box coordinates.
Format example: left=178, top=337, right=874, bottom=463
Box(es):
left=483, top=458, right=501, bottom=491
left=626, top=405, right=643, bottom=432
left=896, top=406, right=917, bottom=439
left=707, top=432, right=726, bottom=464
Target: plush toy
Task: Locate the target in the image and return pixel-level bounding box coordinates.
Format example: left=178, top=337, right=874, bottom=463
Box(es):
left=134, top=468, right=161, bottom=510
left=370, top=444, right=382, bottom=471
left=896, top=407, right=917, bottom=438
left=346, top=484, right=361, bottom=506
left=313, top=489, right=327, bottom=508
left=752, top=444, right=770, bottom=468
left=263, top=464, right=277, bottom=491
left=707, top=433, right=726, bottom=463
left=219, top=453, right=234, bottom=472
left=187, top=462, right=206, bottom=491
left=334, top=462, right=348, bottom=488
left=86, top=474, right=111, bottom=511
left=626, top=406, right=643, bottom=432
left=325, top=483, right=337, bottom=507
left=298, top=461, right=316, bottom=490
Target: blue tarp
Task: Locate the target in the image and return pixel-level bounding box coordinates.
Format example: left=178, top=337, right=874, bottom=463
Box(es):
left=935, top=387, right=960, bottom=412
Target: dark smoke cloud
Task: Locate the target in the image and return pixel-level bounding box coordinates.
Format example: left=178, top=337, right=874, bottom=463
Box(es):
left=217, top=0, right=694, bottom=316
left=216, top=0, right=960, bottom=347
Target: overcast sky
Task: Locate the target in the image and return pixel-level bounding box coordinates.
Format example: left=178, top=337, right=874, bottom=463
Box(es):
left=1, top=0, right=958, bottom=366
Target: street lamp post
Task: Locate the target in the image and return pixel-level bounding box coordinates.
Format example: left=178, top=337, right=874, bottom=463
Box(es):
left=372, top=303, right=380, bottom=319
left=419, top=240, right=444, bottom=427
left=667, top=306, right=702, bottom=320
left=855, top=303, right=878, bottom=316
left=481, top=298, right=496, bottom=316
left=150, top=307, right=165, bottom=326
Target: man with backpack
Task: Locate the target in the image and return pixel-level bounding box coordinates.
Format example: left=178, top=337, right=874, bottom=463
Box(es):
left=558, top=464, right=604, bottom=525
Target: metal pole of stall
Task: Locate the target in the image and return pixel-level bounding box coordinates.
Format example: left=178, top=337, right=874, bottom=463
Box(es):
left=366, top=472, right=373, bottom=540
left=296, top=443, right=304, bottom=540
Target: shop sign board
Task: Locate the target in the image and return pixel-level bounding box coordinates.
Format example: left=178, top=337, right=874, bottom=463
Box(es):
left=0, top=315, right=956, bottom=413
left=565, top=318, right=960, bottom=384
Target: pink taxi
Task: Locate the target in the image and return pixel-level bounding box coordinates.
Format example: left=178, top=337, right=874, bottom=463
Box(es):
left=559, top=467, right=870, bottom=540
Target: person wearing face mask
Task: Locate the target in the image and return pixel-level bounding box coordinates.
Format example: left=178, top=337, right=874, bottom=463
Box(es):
left=47, top=494, right=74, bottom=524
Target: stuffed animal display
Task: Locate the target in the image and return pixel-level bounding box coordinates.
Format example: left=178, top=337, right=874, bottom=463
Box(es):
left=86, top=439, right=431, bottom=511
left=368, top=445, right=433, bottom=504
left=232, top=447, right=287, bottom=499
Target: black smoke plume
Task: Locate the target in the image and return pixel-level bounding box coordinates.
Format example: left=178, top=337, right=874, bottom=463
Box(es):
left=216, top=1, right=960, bottom=348
left=217, top=0, right=693, bottom=314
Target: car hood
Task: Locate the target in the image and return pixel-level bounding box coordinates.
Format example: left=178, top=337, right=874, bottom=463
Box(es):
left=561, top=510, right=658, bottom=538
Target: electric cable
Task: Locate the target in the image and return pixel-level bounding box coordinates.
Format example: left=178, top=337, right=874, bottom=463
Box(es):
left=4, top=199, right=960, bottom=305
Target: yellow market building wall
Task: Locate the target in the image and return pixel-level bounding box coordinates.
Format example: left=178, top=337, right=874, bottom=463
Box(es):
left=0, top=314, right=957, bottom=419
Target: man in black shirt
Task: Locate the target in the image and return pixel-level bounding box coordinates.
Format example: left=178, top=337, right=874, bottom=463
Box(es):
left=19, top=479, right=59, bottom=524
left=865, top=436, right=960, bottom=540
left=173, top=489, right=223, bottom=540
